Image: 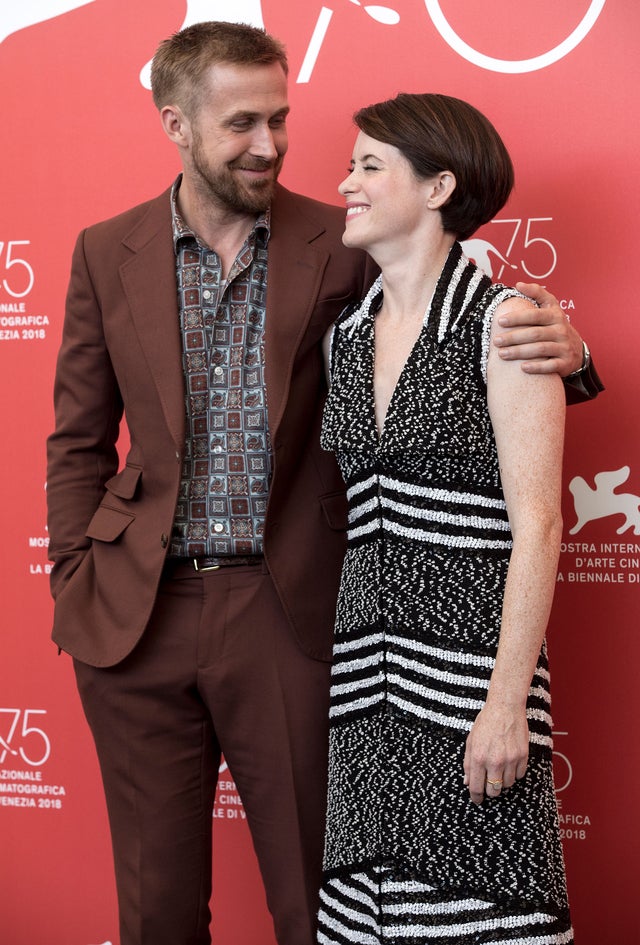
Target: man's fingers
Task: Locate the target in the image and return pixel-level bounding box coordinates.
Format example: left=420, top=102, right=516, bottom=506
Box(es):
left=518, top=359, right=566, bottom=375
left=496, top=339, right=562, bottom=359
left=497, top=306, right=556, bottom=329
left=515, top=281, right=556, bottom=307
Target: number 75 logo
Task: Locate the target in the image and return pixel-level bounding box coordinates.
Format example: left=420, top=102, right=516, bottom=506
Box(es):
left=0, top=709, right=51, bottom=766
left=462, top=218, right=558, bottom=282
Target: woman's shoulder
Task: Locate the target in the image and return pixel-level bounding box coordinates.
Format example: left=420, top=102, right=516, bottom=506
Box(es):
left=481, top=284, right=536, bottom=321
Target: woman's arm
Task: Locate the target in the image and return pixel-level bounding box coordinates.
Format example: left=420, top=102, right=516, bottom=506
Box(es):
left=463, top=296, right=566, bottom=804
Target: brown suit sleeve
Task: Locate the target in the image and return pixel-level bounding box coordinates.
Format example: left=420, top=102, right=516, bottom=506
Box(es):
left=46, top=228, right=124, bottom=599
left=564, top=358, right=605, bottom=405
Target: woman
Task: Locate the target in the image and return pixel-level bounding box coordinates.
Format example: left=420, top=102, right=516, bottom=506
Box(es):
left=318, top=93, right=572, bottom=944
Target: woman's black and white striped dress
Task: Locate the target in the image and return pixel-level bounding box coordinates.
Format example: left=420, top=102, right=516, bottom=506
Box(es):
left=318, top=243, right=572, bottom=945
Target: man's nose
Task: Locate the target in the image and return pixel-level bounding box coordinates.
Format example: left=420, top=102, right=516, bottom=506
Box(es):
left=249, top=123, right=279, bottom=159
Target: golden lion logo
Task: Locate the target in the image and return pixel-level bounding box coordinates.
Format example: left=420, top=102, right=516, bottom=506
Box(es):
left=568, top=466, right=640, bottom=536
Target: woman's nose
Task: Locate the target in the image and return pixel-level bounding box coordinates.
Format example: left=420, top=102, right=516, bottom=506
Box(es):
left=338, top=174, right=354, bottom=196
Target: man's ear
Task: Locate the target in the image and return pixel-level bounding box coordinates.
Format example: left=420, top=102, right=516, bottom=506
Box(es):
left=160, top=104, right=190, bottom=147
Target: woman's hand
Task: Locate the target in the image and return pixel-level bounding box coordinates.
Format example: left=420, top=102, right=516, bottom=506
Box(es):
left=463, top=701, right=529, bottom=804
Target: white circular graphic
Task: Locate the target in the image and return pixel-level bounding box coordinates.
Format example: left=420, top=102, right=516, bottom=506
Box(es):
left=425, top=0, right=607, bottom=74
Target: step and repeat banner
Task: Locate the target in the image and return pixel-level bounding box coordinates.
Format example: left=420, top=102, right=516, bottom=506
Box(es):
left=1, top=1, right=638, bottom=943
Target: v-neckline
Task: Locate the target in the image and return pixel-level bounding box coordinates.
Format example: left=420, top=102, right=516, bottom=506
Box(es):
left=348, top=241, right=467, bottom=443
left=371, top=315, right=427, bottom=442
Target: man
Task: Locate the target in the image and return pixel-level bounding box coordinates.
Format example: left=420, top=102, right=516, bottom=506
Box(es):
left=46, top=21, right=601, bottom=945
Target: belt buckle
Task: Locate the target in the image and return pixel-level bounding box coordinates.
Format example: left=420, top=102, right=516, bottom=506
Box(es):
left=193, top=558, right=220, bottom=572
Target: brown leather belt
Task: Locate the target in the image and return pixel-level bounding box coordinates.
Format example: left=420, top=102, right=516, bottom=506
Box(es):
left=166, top=555, right=263, bottom=573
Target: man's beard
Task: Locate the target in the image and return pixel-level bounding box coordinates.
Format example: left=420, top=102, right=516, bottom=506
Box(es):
left=191, top=135, right=282, bottom=214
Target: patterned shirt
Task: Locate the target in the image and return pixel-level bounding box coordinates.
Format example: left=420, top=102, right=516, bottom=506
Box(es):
left=169, top=177, right=272, bottom=557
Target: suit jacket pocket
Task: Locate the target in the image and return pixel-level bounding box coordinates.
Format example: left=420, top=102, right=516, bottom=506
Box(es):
left=104, top=464, right=142, bottom=499
left=85, top=505, right=134, bottom=542
left=319, top=490, right=348, bottom=531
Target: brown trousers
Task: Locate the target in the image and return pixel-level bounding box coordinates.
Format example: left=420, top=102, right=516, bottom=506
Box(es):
left=74, top=561, right=331, bottom=945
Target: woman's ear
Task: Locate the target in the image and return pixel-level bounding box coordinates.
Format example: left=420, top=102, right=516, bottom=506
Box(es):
left=426, top=171, right=456, bottom=209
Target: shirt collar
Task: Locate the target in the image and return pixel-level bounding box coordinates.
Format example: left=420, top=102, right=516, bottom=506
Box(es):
left=170, top=174, right=271, bottom=253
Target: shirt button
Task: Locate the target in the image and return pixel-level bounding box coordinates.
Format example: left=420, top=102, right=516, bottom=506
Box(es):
left=214, top=366, right=223, bottom=377
left=203, top=290, right=212, bottom=300
left=213, top=523, right=224, bottom=533
left=213, top=445, right=223, bottom=453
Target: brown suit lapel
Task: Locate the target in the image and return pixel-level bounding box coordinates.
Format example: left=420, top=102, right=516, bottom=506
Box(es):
left=112, top=185, right=330, bottom=451
left=118, top=190, right=186, bottom=450
left=265, top=185, right=329, bottom=440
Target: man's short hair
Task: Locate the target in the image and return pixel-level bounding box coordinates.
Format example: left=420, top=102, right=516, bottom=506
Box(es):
left=151, top=21, right=288, bottom=117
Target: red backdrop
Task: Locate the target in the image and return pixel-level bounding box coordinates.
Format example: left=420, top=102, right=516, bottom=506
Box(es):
left=1, top=2, right=638, bottom=943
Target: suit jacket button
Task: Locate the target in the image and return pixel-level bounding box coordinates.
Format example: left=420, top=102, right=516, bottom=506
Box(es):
left=161, top=534, right=168, bottom=548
